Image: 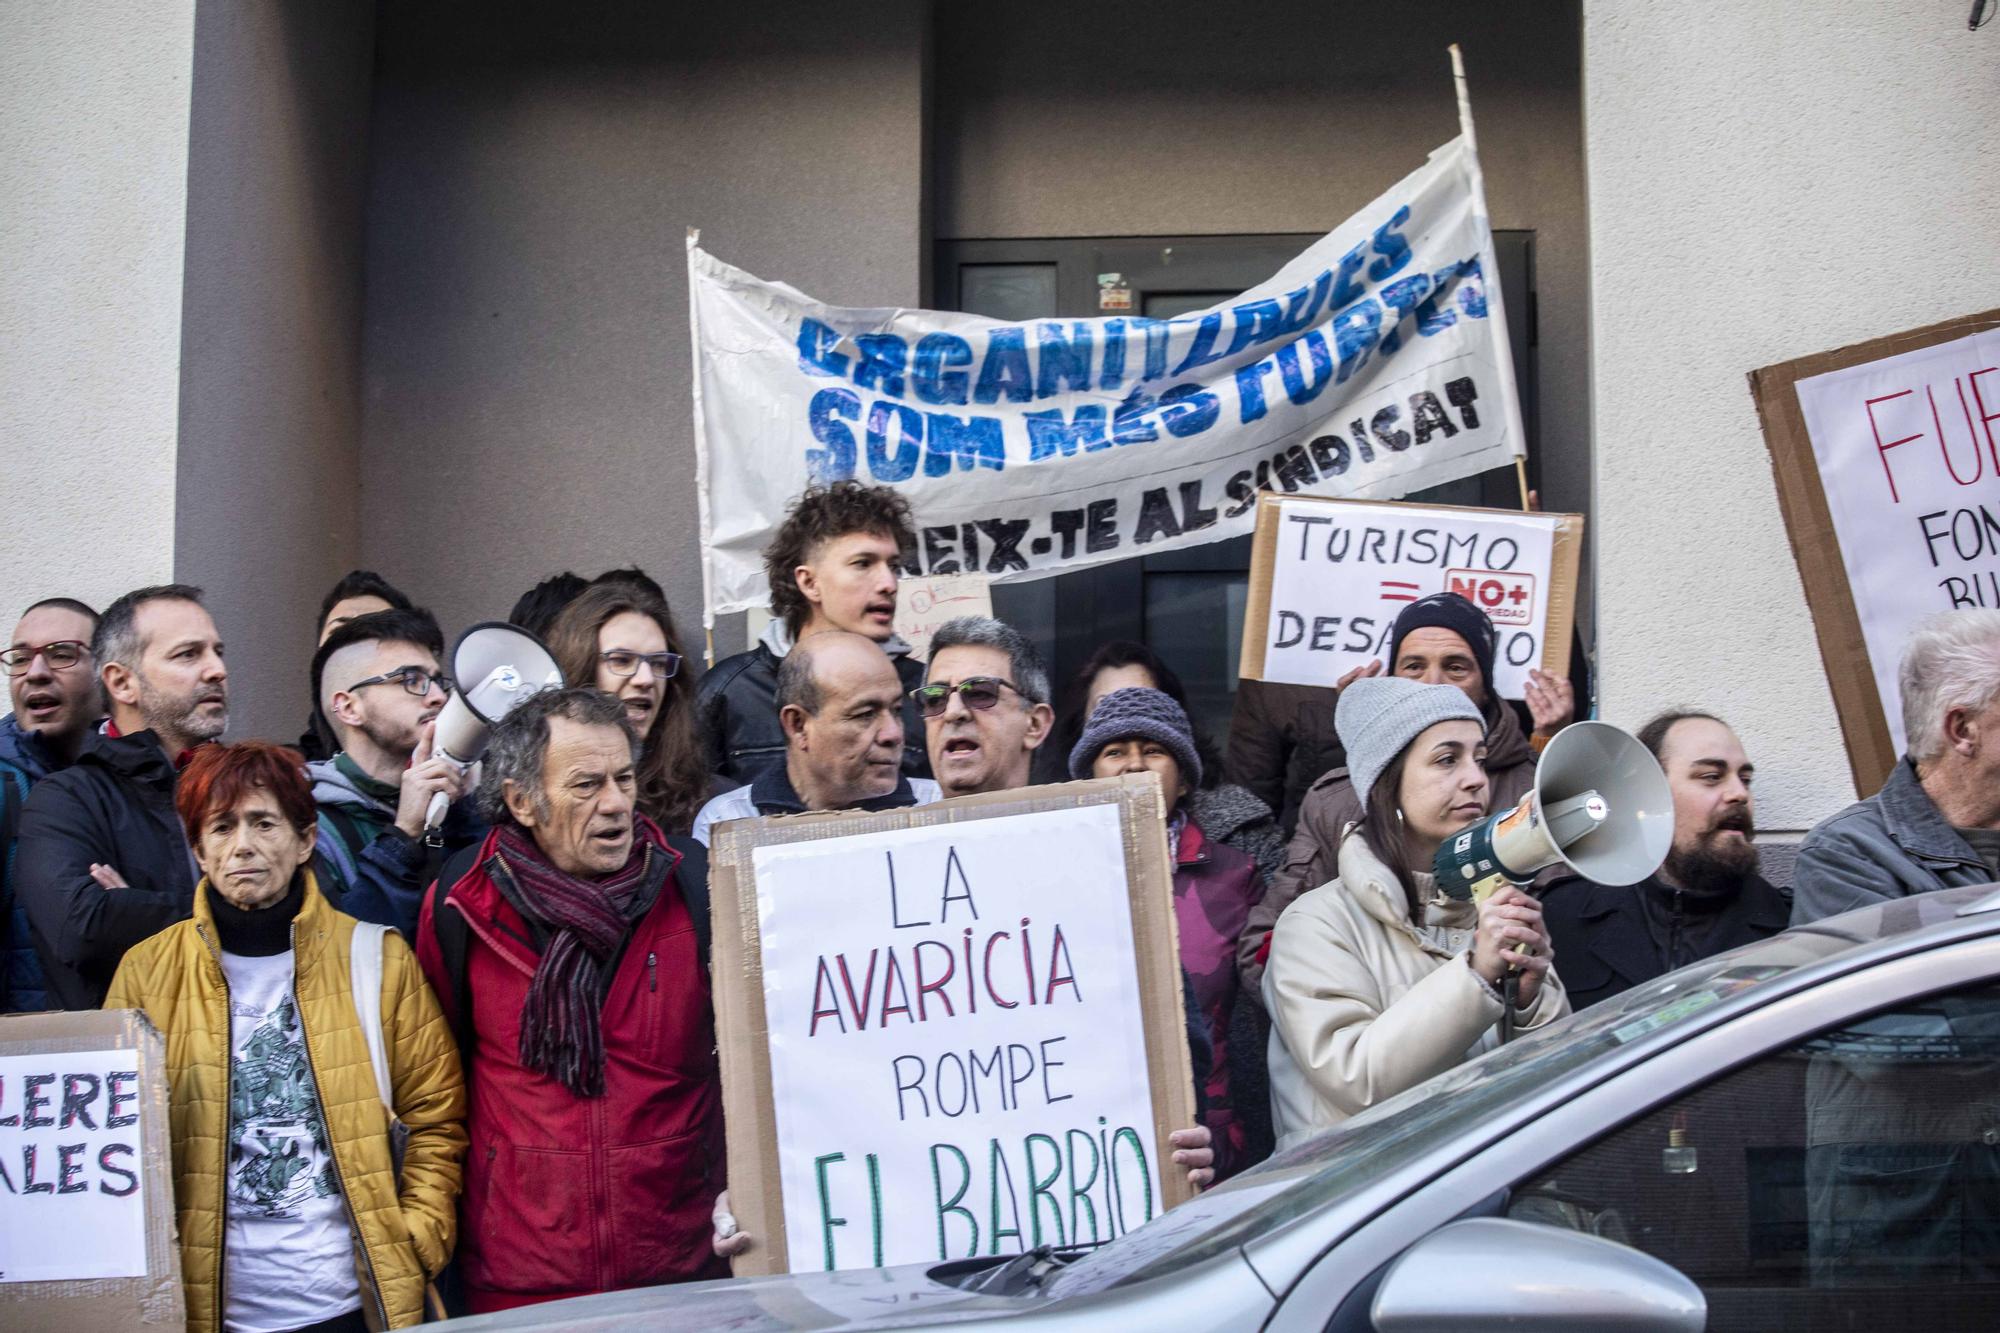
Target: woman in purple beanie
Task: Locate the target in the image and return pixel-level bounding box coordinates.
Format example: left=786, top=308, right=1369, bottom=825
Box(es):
left=1071, top=685, right=1266, bottom=1180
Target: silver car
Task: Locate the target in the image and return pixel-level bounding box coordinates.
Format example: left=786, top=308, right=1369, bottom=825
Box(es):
left=443, top=886, right=2000, bottom=1331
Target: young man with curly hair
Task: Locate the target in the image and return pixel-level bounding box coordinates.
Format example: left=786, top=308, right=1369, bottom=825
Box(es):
left=696, top=481, right=931, bottom=786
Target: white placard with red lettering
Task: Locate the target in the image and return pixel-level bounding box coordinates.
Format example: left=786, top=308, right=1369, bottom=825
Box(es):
left=893, top=574, right=994, bottom=662
left=0, top=1050, right=149, bottom=1282
left=750, top=802, right=1162, bottom=1273
left=1257, top=498, right=1560, bottom=699
left=1795, top=329, right=2000, bottom=752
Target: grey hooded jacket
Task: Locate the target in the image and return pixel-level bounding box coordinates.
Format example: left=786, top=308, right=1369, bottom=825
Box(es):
left=1790, top=757, right=1994, bottom=926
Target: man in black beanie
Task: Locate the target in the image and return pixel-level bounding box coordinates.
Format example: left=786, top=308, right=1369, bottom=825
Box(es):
left=1237, top=592, right=1575, bottom=995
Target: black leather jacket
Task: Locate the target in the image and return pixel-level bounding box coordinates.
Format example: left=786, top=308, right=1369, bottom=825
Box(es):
left=696, top=641, right=932, bottom=789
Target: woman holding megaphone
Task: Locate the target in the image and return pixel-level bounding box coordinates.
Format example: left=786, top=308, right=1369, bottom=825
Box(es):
left=1263, top=676, right=1567, bottom=1150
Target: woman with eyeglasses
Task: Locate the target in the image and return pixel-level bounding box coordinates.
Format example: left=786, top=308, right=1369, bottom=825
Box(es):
left=546, top=583, right=715, bottom=837
left=1069, top=686, right=1267, bottom=1181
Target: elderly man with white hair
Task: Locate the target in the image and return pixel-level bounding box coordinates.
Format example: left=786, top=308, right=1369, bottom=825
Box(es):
left=1792, top=609, right=2000, bottom=924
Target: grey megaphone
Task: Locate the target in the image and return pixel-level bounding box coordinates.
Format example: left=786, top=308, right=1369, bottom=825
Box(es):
left=424, top=622, right=565, bottom=841
left=1434, top=720, right=1674, bottom=901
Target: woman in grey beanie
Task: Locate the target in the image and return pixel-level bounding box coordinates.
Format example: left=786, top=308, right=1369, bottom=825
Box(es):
left=1073, top=686, right=1266, bottom=1178
left=1261, top=675, right=1567, bottom=1149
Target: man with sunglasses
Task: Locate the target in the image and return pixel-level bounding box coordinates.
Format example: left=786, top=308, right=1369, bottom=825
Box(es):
left=692, top=631, right=941, bottom=844
left=2, top=597, right=103, bottom=1010
left=307, top=608, right=479, bottom=937
left=918, top=616, right=1055, bottom=798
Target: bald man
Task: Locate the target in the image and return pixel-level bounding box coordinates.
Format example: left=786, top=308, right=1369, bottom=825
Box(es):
left=692, top=631, right=941, bottom=844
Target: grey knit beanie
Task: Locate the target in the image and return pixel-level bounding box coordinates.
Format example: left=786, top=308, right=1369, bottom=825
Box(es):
left=1068, top=686, right=1203, bottom=788
left=1336, top=675, right=1485, bottom=811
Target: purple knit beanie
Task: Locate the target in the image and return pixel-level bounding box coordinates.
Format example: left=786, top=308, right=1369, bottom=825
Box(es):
left=1068, top=686, right=1203, bottom=788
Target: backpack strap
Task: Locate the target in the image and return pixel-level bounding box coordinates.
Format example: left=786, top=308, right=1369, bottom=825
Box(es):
left=425, top=847, right=481, bottom=1061
left=314, top=805, right=369, bottom=896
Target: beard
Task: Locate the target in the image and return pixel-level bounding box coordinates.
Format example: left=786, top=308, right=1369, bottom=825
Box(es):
left=1662, top=806, right=1759, bottom=897
left=137, top=674, right=227, bottom=744
left=356, top=712, right=426, bottom=760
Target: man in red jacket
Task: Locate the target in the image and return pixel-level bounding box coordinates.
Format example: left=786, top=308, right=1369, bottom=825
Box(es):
left=417, top=687, right=725, bottom=1313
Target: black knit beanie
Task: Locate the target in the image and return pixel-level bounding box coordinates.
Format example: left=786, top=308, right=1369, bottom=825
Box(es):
left=1388, top=592, right=1497, bottom=690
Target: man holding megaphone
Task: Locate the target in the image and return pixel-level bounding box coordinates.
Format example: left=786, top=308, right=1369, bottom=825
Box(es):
left=1263, top=677, right=1569, bottom=1150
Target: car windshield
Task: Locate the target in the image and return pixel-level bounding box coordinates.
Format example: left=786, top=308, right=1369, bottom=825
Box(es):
left=1041, top=890, right=1993, bottom=1300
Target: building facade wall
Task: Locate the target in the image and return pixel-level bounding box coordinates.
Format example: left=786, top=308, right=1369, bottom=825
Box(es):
left=1583, top=0, right=2000, bottom=833
left=175, top=0, right=377, bottom=742
left=356, top=1, right=930, bottom=661
left=0, top=2, right=196, bottom=630
left=932, top=0, right=1592, bottom=566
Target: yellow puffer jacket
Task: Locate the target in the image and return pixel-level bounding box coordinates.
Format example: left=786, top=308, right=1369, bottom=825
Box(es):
left=105, top=872, right=466, bottom=1332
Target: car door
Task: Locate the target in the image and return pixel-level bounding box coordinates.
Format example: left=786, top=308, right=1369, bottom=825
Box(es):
left=1263, top=937, right=2000, bottom=1332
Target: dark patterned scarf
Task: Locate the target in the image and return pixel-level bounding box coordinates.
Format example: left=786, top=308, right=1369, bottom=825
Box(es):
left=491, top=824, right=672, bottom=1097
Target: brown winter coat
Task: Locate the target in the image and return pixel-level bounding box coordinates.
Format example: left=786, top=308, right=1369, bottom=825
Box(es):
left=104, top=871, right=466, bottom=1332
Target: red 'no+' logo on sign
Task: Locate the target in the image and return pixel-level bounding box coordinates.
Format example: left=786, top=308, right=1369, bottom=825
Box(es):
left=1445, top=568, right=1536, bottom=625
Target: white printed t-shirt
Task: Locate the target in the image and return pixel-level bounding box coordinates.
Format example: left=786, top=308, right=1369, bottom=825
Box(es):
left=219, top=948, right=363, bottom=1332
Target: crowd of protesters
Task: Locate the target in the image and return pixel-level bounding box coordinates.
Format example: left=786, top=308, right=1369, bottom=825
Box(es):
left=3, top=477, right=1998, bottom=1328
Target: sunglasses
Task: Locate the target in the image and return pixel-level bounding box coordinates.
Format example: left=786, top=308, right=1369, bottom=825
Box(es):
left=0, top=640, right=91, bottom=675
left=600, top=649, right=682, bottom=679
left=910, top=676, right=1026, bottom=717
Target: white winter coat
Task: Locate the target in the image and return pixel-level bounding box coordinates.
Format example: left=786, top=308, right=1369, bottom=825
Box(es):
left=1263, top=832, right=1568, bottom=1148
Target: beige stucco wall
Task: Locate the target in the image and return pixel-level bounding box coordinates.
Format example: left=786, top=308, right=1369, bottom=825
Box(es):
left=0, top=2, right=196, bottom=632
left=1584, top=0, right=2000, bottom=833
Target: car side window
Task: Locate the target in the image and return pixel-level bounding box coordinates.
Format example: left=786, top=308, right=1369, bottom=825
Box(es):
left=1508, top=983, right=2000, bottom=1332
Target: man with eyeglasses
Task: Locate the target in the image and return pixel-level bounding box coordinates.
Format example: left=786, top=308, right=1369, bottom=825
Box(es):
left=2, top=597, right=104, bottom=1010
left=917, top=616, right=1055, bottom=798
left=307, top=608, right=479, bottom=937
left=17, top=583, right=227, bottom=1008
left=692, top=631, right=941, bottom=844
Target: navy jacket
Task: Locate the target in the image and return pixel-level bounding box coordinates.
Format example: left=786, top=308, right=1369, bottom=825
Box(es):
left=1, top=715, right=64, bottom=1010
left=17, top=727, right=199, bottom=1009
left=1542, top=871, right=1792, bottom=1012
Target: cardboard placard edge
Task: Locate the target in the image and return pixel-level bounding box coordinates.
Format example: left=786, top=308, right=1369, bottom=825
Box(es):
left=1745, top=307, right=2000, bottom=796
left=0, top=1008, right=186, bottom=1328
left=1238, top=492, right=1581, bottom=686
left=709, top=774, right=1197, bottom=1277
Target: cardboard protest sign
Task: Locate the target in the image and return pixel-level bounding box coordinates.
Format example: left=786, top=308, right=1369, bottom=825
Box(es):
left=893, top=574, right=993, bottom=662
left=708, top=774, right=1195, bottom=1276
left=1750, top=309, right=2000, bottom=795
left=0, top=1010, right=183, bottom=1330
left=690, top=133, right=1530, bottom=624
left=1238, top=493, right=1581, bottom=699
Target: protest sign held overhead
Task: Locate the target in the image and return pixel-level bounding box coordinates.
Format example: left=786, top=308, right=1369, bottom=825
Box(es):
left=689, top=134, right=1528, bottom=624
left=1752, top=309, right=2000, bottom=794
left=707, top=776, right=1195, bottom=1276
left=893, top=573, right=994, bottom=662
left=1, top=1010, right=183, bottom=1332
left=1239, top=493, right=1581, bottom=699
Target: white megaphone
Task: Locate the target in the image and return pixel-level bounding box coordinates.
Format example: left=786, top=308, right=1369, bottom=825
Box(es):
left=423, top=621, right=565, bottom=842
left=1433, top=720, right=1674, bottom=903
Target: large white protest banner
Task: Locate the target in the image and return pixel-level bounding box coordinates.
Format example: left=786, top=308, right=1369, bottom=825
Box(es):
left=690, top=136, right=1526, bottom=624
left=1753, top=310, right=2000, bottom=793
left=1240, top=494, right=1581, bottom=700
left=707, top=777, right=1193, bottom=1276
left=1794, top=329, right=2000, bottom=752
left=0, top=1049, right=149, bottom=1281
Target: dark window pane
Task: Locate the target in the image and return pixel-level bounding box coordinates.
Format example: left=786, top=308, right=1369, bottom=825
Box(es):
left=1142, top=291, right=1232, bottom=320
left=1143, top=570, right=1248, bottom=746
left=959, top=264, right=1057, bottom=323
left=1508, top=984, right=2000, bottom=1331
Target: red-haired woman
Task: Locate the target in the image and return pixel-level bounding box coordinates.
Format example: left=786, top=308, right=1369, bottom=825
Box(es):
left=106, top=741, right=465, bottom=1332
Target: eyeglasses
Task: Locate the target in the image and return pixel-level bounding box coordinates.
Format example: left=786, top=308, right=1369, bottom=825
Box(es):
left=0, top=640, right=91, bottom=676
left=346, top=667, right=452, bottom=698
left=600, top=649, right=682, bottom=679
left=909, top=676, right=1027, bottom=717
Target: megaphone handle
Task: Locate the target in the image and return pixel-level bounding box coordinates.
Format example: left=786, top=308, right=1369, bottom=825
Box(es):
left=423, top=789, right=450, bottom=846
